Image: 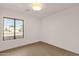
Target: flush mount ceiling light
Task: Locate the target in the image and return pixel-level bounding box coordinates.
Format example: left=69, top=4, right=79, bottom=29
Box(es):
left=32, top=3, right=42, bottom=11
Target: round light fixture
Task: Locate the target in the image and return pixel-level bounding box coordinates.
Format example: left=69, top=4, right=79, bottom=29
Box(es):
left=32, top=3, right=42, bottom=11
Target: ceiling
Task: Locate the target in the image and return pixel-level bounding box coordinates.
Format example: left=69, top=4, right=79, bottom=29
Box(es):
left=0, top=3, right=78, bottom=19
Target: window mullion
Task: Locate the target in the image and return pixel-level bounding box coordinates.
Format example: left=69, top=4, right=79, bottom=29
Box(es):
left=14, top=19, right=16, bottom=39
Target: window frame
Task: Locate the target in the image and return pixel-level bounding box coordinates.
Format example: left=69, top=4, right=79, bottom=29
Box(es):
left=3, top=17, right=24, bottom=41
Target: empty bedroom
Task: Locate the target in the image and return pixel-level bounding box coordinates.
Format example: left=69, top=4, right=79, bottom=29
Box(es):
left=0, top=3, right=79, bottom=56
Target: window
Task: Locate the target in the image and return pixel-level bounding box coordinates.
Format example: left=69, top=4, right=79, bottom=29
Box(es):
left=4, top=18, right=14, bottom=40
left=3, top=17, right=24, bottom=40
left=15, top=20, right=24, bottom=39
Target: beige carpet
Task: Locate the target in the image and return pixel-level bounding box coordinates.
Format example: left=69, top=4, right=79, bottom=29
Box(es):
left=0, top=41, right=79, bottom=56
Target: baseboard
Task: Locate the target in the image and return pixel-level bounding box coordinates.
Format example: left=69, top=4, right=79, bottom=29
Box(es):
left=42, top=40, right=79, bottom=55
left=0, top=40, right=79, bottom=55
left=0, top=40, right=40, bottom=52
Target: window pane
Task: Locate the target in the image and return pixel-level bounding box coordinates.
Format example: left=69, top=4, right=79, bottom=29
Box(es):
left=4, top=18, right=14, bottom=40
left=15, top=20, right=24, bottom=39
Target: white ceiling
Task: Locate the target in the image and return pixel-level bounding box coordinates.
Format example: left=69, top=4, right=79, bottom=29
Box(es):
left=0, top=3, right=78, bottom=19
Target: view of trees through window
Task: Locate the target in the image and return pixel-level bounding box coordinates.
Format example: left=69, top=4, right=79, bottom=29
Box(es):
left=4, top=17, right=24, bottom=40
left=15, top=20, right=24, bottom=39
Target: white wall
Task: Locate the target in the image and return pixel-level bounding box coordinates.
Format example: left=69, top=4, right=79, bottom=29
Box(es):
left=42, top=6, right=79, bottom=54
left=0, top=8, right=40, bottom=51
left=0, top=5, right=79, bottom=54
